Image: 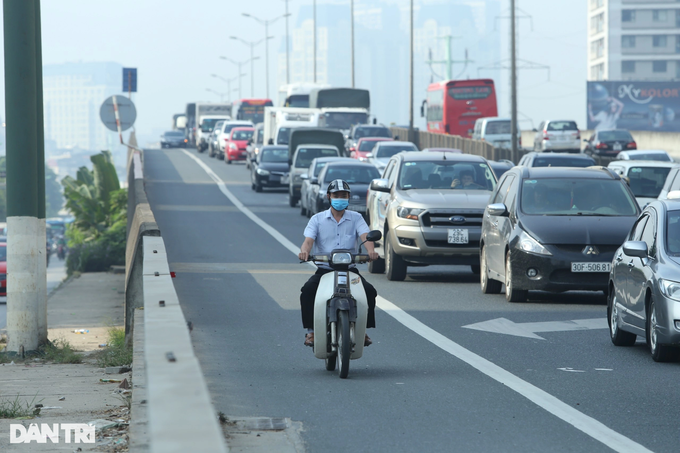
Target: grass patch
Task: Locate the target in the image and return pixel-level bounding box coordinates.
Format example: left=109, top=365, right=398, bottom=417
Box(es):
left=0, top=394, right=41, bottom=419
left=96, top=327, right=132, bottom=368
left=42, top=339, right=82, bottom=364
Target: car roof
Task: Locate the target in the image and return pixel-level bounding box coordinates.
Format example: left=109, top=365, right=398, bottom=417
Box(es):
left=400, top=151, right=487, bottom=163
left=620, top=149, right=667, bottom=155
left=357, top=137, right=392, bottom=142
left=421, top=148, right=462, bottom=153
left=595, top=129, right=630, bottom=133
left=658, top=199, right=680, bottom=211
left=518, top=167, right=620, bottom=180
left=295, top=144, right=339, bottom=150
left=375, top=141, right=417, bottom=147
left=312, top=157, right=347, bottom=163
left=608, top=160, right=679, bottom=169
left=527, top=152, right=594, bottom=159
left=260, top=145, right=287, bottom=151
left=324, top=160, right=379, bottom=168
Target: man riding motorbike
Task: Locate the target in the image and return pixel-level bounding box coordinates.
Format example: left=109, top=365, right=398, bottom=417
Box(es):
left=298, top=179, right=379, bottom=347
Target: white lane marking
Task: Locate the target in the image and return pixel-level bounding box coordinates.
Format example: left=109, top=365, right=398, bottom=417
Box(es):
left=462, top=317, right=608, bottom=340
left=179, top=148, right=652, bottom=453
left=557, top=367, right=586, bottom=373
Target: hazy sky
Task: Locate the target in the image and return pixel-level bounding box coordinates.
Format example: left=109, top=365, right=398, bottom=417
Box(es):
left=0, top=0, right=587, bottom=142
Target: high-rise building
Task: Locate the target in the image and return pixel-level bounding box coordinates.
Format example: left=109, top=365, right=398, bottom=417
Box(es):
left=588, top=0, right=680, bottom=81
left=43, top=62, right=122, bottom=153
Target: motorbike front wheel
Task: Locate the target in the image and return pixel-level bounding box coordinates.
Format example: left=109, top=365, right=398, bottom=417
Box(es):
left=337, top=311, right=351, bottom=379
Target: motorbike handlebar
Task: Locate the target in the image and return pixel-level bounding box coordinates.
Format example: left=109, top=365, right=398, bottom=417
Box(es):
left=300, top=254, right=370, bottom=264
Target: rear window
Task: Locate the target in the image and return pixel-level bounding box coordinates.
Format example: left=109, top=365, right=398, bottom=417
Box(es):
left=232, top=130, right=253, bottom=140
left=295, top=148, right=339, bottom=168
left=627, top=166, right=672, bottom=198
left=323, top=165, right=381, bottom=184
left=627, top=153, right=671, bottom=162
left=358, top=140, right=382, bottom=151
left=277, top=128, right=292, bottom=145
left=375, top=144, right=418, bottom=159
left=547, top=121, right=578, bottom=131
left=164, top=131, right=184, bottom=137
left=354, top=127, right=391, bottom=139
left=485, top=121, right=511, bottom=135
left=520, top=178, right=638, bottom=216
left=598, top=130, right=633, bottom=142
left=532, top=156, right=595, bottom=168
left=260, top=148, right=288, bottom=162
left=397, top=161, right=496, bottom=191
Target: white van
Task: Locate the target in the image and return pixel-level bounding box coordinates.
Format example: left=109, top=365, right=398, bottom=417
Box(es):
left=472, top=117, right=520, bottom=150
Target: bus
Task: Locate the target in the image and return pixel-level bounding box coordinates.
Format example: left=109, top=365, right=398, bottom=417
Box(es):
left=232, top=99, right=274, bottom=124
left=423, top=79, right=498, bottom=138
left=278, top=83, right=330, bottom=107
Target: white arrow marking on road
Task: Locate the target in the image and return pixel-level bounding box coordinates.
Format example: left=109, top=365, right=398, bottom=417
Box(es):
left=462, top=317, right=608, bottom=340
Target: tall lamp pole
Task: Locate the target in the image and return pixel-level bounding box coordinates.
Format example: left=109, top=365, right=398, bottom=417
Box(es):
left=350, top=0, right=355, bottom=88
left=313, top=0, right=317, bottom=82
left=408, top=0, right=414, bottom=144
left=510, top=0, right=518, bottom=163
left=206, top=88, right=227, bottom=102
left=243, top=12, right=290, bottom=99
left=220, top=56, right=259, bottom=99
left=229, top=37, right=264, bottom=97
left=284, top=0, right=290, bottom=84
left=211, top=74, right=241, bottom=103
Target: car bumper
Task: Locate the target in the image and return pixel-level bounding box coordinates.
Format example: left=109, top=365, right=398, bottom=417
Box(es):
left=255, top=173, right=287, bottom=187
left=227, top=149, right=248, bottom=160
left=509, top=247, right=613, bottom=292
left=387, top=224, right=481, bottom=265
left=540, top=140, right=581, bottom=151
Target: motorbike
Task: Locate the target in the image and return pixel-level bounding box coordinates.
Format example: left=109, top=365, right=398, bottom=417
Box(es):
left=302, top=230, right=381, bottom=379
left=57, top=244, right=66, bottom=260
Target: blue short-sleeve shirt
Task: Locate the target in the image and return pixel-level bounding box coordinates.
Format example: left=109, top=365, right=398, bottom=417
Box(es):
left=304, top=209, right=370, bottom=266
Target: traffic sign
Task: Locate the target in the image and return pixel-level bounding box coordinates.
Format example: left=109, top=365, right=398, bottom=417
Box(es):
left=123, top=68, right=137, bottom=92
left=99, top=95, right=136, bottom=132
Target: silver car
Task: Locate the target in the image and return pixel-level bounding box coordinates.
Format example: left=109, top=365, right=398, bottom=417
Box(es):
left=608, top=198, right=680, bottom=361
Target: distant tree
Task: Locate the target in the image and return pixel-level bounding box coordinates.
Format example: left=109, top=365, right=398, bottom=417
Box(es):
left=45, top=166, right=63, bottom=218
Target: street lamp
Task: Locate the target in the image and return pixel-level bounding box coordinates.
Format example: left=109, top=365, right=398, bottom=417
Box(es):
left=220, top=56, right=260, bottom=99
left=229, top=36, right=264, bottom=97
left=242, top=12, right=291, bottom=99
left=206, top=88, right=227, bottom=103
left=211, top=73, right=242, bottom=103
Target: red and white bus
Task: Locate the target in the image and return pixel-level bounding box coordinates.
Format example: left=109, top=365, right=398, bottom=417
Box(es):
left=423, top=79, right=498, bottom=138
left=232, top=99, right=274, bottom=124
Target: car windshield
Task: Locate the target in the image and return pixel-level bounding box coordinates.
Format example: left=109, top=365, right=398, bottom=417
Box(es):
left=627, top=166, right=672, bottom=198
left=277, top=128, right=292, bottom=145
left=666, top=210, right=680, bottom=255
left=547, top=121, right=578, bottom=131
left=532, top=156, right=595, bottom=168
left=485, top=121, right=511, bottom=134
left=313, top=162, right=331, bottom=176
left=232, top=130, right=254, bottom=140
left=323, top=165, right=381, bottom=185
left=354, top=127, right=391, bottom=139
left=520, top=178, right=638, bottom=216
left=375, top=144, right=417, bottom=159
left=397, top=161, right=497, bottom=191
left=358, top=140, right=384, bottom=151
left=200, top=118, right=223, bottom=132
left=598, top=130, right=632, bottom=141
left=260, top=148, right=288, bottom=162
left=295, top=148, right=339, bottom=168
left=223, top=123, right=250, bottom=134
left=0, top=246, right=5, bottom=261
left=322, top=112, right=368, bottom=130
left=627, top=153, right=671, bottom=162
left=164, top=131, right=184, bottom=137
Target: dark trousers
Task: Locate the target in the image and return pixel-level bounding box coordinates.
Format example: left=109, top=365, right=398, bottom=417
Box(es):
left=300, top=268, right=377, bottom=330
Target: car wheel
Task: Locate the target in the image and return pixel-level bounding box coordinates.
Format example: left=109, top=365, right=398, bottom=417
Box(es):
left=480, top=246, right=502, bottom=294
left=385, top=233, right=407, bottom=281
left=607, top=286, right=636, bottom=346
left=251, top=182, right=256, bottom=191
left=505, top=252, right=527, bottom=302
left=255, top=183, right=263, bottom=192
left=227, top=158, right=232, bottom=164
left=289, top=188, right=298, bottom=207
left=300, top=202, right=307, bottom=216
left=647, top=295, right=677, bottom=362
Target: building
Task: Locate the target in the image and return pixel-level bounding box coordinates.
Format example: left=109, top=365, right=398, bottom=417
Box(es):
left=43, top=62, right=122, bottom=154
left=588, top=0, right=680, bottom=81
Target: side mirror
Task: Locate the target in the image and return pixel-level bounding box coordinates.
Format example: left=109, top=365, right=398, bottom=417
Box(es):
left=310, top=177, right=319, bottom=185
left=487, top=203, right=508, bottom=217
left=366, top=230, right=382, bottom=242
left=268, top=138, right=274, bottom=145
left=623, top=240, right=648, bottom=258
left=370, top=178, right=390, bottom=193
left=300, top=173, right=309, bottom=180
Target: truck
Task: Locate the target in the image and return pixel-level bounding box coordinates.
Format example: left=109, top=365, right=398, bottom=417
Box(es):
left=263, top=107, right=320, bottom=146
left=185, top=103, right=196, bottom=146
left=172, top=113, right=187, bottom=132
left=277, top=82, right=331, bottom=107
left=195, top=103, right=232, bottom=152
left=308, top=88, right=371, bottom=136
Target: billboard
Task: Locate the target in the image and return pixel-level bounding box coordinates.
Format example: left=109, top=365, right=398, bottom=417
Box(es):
left=587, top=81, right=680, bottom=132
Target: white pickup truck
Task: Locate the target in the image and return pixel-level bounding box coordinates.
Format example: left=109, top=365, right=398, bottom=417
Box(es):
left=263, top=107, right=320, bottom=146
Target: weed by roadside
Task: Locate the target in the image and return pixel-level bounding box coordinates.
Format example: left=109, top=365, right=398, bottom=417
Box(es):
left=96, top=327, right=132, bottom=368
left=0, top=394, right=42, bottom=419
left=42, top=339, right=82, bottom=364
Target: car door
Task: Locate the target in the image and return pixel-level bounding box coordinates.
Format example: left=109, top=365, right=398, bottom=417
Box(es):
left=616, top=214, right=649, bottom=327
left=301, top=162, right=314, bottom=211
left=484, top=173, right=515, bottom=276
left=628, top=209, right=658, bottom=327
left=373, top=159, right=396, bottom=231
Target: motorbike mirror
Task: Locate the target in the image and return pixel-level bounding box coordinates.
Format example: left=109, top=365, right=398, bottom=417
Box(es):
left=365, top=230, right=382, bottom=242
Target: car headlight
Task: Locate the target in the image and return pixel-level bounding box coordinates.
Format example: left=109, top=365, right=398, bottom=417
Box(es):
left=331, top=252, right=352, bottom=264
left=659, top=279, right=680, bottom=301
left=293, top=174, right=302, bottom=182
left=229, top=143, right=237, bottom=150
left=518, top=230, right=551, bottom=256
left=396, top=206, right=424, bottom=220
left=256, top=168, right=269, bottom=176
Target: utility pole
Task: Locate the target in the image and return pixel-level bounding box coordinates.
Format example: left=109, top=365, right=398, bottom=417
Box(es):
left=284, top=0, right=290, bottom=84
left=510, top=0, right=518, bottom=163
left=313, top=0, right=317, bottom=83
left=4, top=0, right=46, bottom=354
left=408, top=0, right=414, bottom=144
left=426, top=35, right=473, bottom=80
left=229, top=37, right=263, bottom=97
left=242, top=13, right=289, bottom=100
left=35, top=0, right=47, bottom=344
left=350, top=0, right=355, bottom=88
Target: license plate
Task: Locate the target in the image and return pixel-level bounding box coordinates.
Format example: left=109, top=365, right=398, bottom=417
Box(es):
left=269, top=176, right=280, bottom=183
left=571, top=262, right=611, bottom=273
left=448, top=229, right=469, bottom=244
left=613, top=143, right=622, bottom=151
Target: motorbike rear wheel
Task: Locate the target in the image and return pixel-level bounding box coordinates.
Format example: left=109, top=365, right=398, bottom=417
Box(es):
left=337, top=311, right=351, bottom=379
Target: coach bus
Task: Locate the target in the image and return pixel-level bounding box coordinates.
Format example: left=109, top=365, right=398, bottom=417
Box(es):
left=422, top=79, right=498, bottom=138
left=232, top=99, right=274, bottom=124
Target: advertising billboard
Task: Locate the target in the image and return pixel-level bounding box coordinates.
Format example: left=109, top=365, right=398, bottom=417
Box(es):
left=587, top=81, right=680, bottom=132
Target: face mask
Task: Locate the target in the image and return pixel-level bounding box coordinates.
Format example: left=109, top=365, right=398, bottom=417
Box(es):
left=330, top=198, right=349, bottom=211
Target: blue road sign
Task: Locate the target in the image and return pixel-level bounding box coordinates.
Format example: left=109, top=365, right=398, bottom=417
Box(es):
left=123, top=68, right=137, bottom=93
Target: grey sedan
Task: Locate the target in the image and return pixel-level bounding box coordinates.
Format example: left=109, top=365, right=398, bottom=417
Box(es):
left=608, top=198, right=680, bottom=361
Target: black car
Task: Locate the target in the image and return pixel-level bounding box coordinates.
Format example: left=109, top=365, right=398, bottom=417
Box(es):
left=517, top=152, right=596, bottom=168
left=161, top=131, right=187, bottom=148
left=308, top=161, right=381, bottom=218
left=480, top=167, right=640, bottom=302
left=345, top=124, right=392, bottom=155
left=487, top=159, right=514, bottom=179
left=300, top=157, right=348, bottom=217
left=584, top=129, right=636, bottom=157
left=250, top=146, right=290, bottom=192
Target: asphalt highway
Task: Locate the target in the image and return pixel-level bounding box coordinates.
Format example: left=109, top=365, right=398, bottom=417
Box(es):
left=143, top=147, right=676, bottom=453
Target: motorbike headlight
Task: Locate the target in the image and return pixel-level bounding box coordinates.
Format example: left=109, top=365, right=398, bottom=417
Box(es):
left=331, top=252, right=352, bottom=265
left=396, top=206, right=424, bottom=221
left=518, top=230, right=551, bottom=256
left=659, top=279, right=680, bottom=301
left=256, top=168, right=270, bottom=176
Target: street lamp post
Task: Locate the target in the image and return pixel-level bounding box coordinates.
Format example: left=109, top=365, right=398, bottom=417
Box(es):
left=211, top=73, right=241, bottom=103
left=230, top=36, right=264, bottom=97
left=220, top=56, right=259, bottom=99
left=313, top=0, right=317, bottom=83
left=408, top=0, right=414, bottom=144
left=350, top=0, right=355, bottom=88
left=242, top=12, right=290, bottom=100
left=206, top=88, right=227, bottom=102
left=284, top=0, right=290, bottom=84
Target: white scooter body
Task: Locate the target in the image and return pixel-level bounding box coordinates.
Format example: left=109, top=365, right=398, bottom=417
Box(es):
left=313, top=270, right=368, bottom=360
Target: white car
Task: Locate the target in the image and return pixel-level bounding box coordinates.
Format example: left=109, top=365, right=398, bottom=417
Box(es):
left=607, top=160, right=680, bottom=208
left=532, top=120, right=581, bottom=153
left=616, top=150, right=673, bottom=162
left=471, top=117, right=521, bottom=150
left=367, top=141, right=419, bottom=173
